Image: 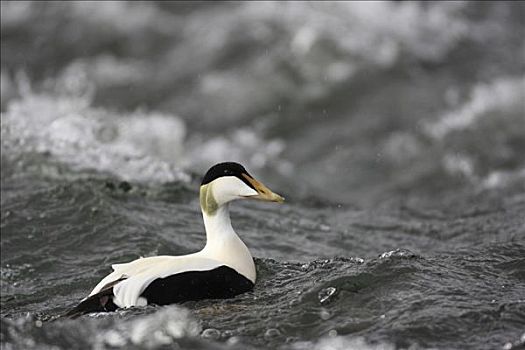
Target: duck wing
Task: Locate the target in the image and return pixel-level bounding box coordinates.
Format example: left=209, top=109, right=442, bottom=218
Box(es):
left=64, top=255, right=253, bottom=317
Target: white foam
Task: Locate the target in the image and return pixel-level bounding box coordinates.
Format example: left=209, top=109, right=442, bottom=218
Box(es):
left=62, top=2, right=174, bottom=35
left=242, top=2, right=467, bottom=65
left=1, top=92, right=189, bottom=183
left=176, top=2, right=468, bottom=112
left=1, top=85, right=290, bottom=183
left=53, top=55, right=149, bottom=90
left=425, top=77, right=525, bottom=139
left=97, top=306, right=201, bottom=348
left=422, top=76, right=525, bottom=188
left=184, top=127, right=290, bottom=175
left=442, top=154, right=475, bottom=178
left=379, top=249, right=417, bottom=259
left=481, top=168, right=525, bottom=189
left=290, top=335, right=396, bottom=350
left=2, top=2, right=475, bottom=138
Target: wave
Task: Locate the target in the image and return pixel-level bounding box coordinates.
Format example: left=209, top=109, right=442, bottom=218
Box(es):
left=1, top=87, right=289, bottom=183
left=2, top=248, right=524, bottom=350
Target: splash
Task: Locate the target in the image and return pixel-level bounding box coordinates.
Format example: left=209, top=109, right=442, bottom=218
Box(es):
left=1, top=91, right=189, bottom=183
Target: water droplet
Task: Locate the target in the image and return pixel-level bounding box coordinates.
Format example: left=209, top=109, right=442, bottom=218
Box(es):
left=318, top=287, right=337, bottom=304
left=201, top=328, right=221, bottom=340
left=35, top=320, right=42, bottom=328
left=264, top=328, right=281, bottom=339
left=328, top=329, right=338, bottom=337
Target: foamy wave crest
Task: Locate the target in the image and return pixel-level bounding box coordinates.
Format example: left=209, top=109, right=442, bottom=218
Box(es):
left=1, top=91, right=189, bottom=183
left=181, top=2, right=469, bottom=112
left=184, top=127, right=291, bottom=176
left=425, top=77, right=525, bottom=139
left=1, top=2, right=472, bottom=127
left=100, top=306, right=201, bottom=348
left=290, top=335, right=395, bottom=350
left=1, top=71, right=290, bottom=183
left=423, top=76, right=525, bottom=188
left=0, top=1, right=173, bottom=35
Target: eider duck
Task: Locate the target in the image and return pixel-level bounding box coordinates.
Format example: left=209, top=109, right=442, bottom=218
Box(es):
left=65, top=162, right=283, bottom=317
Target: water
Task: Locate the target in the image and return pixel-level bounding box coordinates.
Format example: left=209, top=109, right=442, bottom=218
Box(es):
left=1, top=2, right=525, bottom=349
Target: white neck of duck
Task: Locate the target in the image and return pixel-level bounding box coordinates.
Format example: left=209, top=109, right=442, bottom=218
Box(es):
left=200, top=203, right=256, bottom=283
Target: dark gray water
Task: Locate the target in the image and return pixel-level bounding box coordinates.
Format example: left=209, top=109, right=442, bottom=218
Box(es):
left=1, top=2, right=525, bottom=349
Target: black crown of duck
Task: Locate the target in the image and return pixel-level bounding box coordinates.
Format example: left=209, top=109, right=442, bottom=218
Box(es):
left=65, top=162, right=284, bottom=318
left=201, top=162, right=251, bottom=185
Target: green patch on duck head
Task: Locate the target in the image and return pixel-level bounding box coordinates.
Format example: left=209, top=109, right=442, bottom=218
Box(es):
left=200, top=184, right=218, bottom=215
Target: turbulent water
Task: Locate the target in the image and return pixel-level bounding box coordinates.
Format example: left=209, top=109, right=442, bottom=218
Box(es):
left=1, top=2, right=525, bottom=350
